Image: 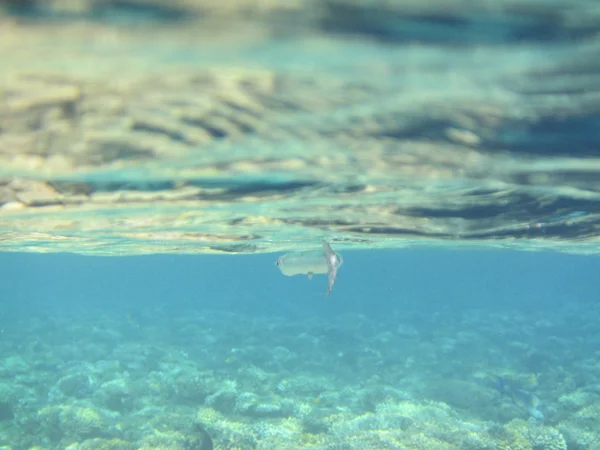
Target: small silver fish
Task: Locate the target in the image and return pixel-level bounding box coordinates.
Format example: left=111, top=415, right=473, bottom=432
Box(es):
left=275, top=240, right=343, bottom=297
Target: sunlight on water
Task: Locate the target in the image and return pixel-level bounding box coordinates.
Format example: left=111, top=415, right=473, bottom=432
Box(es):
left=0, top=0, right=599, bottom=255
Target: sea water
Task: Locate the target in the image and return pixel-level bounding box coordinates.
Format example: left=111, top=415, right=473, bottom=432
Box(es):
left=0, top=1, right=599, bottom=448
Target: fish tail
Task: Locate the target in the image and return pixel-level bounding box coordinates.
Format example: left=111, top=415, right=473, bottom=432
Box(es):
left=322, top=240, right=338, bottom=297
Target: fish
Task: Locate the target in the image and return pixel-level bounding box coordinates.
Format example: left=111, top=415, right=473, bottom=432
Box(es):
left=187, top=423, right=213, bottom=450
left=275, top=240, right=343, bottom=297
left=495, top=375, right=544, bottom=421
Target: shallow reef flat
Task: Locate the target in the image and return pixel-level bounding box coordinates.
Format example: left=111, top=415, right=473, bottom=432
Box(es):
left=1, top=0, right=600, bottom=255
left=0, top=301, right=599, bottom=448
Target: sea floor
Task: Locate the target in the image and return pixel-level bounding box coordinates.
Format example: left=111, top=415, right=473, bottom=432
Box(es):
left=0, top=299, right=598, bottom=449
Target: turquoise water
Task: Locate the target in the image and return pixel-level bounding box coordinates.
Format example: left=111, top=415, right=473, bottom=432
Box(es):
left=1, top=251, right=599, bottom=448
left=1, top=0, right=600, bottom=448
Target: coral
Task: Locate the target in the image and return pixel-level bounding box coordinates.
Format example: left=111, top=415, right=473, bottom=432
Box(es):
left=430, top=379, right=495, bottom=412
left=172, top=370, right=218, bottom=404
left=557, top=390, right=595, bottom=412
left=0, top=356, right=30, bottom=376
left=94, top=378, right=131, bottom=412
left=137, top=429, right=190, bottom=450
left=402, top=433, right=456, bottom=450
left=48, top=373, right=95, bottom=401
left=233, top=391, right=295, bottom=418
left=557, top=423, right=599, bottom=449
left=500, top=420, right=567, bottom=450
left=522, top=426, right=567, bottom=450
left=196, top=407, right=257, bottom=448
left=112, top=344, right=150, bottom=372
left=0, top=382, right=18, bottom=421
left=6, top=284, right=600, bottom=450
left=211, top=419, right=257, bottom=449
left=0, top=382, right=17, bottom=404
left=376, top=400, right=455, bottom=424
left=301, top=412, right=330, bottom=435
left=276, top=375, right=334, bottom=398
left=38, top=405, right=63, bottom=441
left=458, top=430, right=495, bottom=450
left=326, top=412, right=430, bottom=449
left=38, top=404, right=112, bottom=441
left=204, top=389, right=238, bottom=414
left=253, top=401, right=287, bottom=418
left=574, top=402, right=600, bottom=424
left=491, top=426, right=532, bottom=450
left=252, top=418, right=303, bottom=443
left=59, top=406, right=105, bottom=438
left=238, top=365, right=273, bottom=392
left=66, top=438, right=135, bottom=450
left=196, top=407, right=225, bottom=425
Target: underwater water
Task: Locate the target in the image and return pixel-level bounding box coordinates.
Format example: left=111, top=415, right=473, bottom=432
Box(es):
left=0, top=249, right=598, bottom=449
left=1, top=0, right=600, bottom=448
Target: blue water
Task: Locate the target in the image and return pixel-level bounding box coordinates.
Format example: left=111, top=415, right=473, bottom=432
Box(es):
left=2, top=0, right=600, bottom=448
left=1, top=249, right=600, bottom=448
left=3, top=250, right=599, bottom=315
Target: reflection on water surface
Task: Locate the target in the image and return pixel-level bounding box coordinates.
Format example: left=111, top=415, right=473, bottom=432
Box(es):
left=0, top=0, right=599, bottom=255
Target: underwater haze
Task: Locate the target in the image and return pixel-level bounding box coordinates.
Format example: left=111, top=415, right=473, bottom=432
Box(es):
left=1, top=0, right=600, bottom=448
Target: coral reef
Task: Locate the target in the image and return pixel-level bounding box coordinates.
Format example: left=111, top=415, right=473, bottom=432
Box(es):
left=496, top=420, right=567, bottom=450
left=0, top=300, right=597, bottom=448
left=38, top=403, right=111, bottom=442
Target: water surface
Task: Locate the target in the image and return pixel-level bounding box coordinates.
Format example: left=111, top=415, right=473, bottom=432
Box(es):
left=1, top=0, right=599, bottom=255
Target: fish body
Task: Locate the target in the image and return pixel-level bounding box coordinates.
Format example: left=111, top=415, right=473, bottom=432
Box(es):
left=276, top=240, right=343, bottom=296
left=495, top=375, right=544, bottom=421
left=277, top=250, right=329, bottom=277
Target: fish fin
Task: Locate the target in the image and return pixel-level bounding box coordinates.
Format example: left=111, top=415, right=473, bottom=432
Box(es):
left=322, top=240, right=335, bottom=259
left=325, top=268, right=337, bottom=297
left=322, top=240, right=340, bottom=297
left=308, top=273, right=313, bottom=280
